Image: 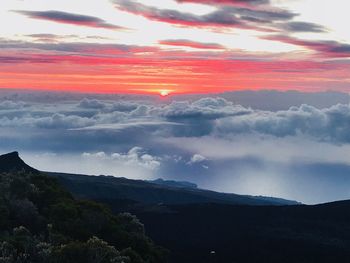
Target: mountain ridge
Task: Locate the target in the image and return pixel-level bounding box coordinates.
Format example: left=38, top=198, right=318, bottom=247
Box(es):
left=0, top=151, right=300, bottom=206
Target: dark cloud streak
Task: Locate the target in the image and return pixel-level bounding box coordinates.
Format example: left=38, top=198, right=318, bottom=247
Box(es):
left=112, top=0, right=295, bottom=31
left=263, top=35, right=350, bottom=57
left=159, top=39, right=224, bottom=49
left=175, top=0, right=270, bottom=5
left=278, top=21, right=327, bottom=33
left=14, top=10, right=126, bottom=30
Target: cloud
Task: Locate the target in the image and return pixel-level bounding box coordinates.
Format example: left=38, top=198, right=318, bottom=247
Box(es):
left=77, top=98, right=139, bottom=112
left=216, top=90, right=349, bottom=111
left=25, top=34, right=110, bottom=43
left=1, top=97, right=350, bottom=144
left=0, top=113, right=94, bottom=129
left=83, top=147, right=161, bottom=170
left=158, top=97, right=251, bottom=120
left=262, top=35, right=350, bottom=58
left=113, top=0, right=295, bottom=31
left=71, top=121, right=181, bottom=131
left=26, top=34, right=78, bottom=43
left=14, top=10, right=126, bottom=30
left=161, top=135, right=350, bottom=165
left=112, top=0, right=328, bottom=47
left=0, top=55, right=52, bottom=64
left=159, top=39, right=224, bottom=50
left=189, top=154, right=207, bottom=164
left=175, top=0, right=270, bottom=6
left=277, top=21, right=327, bottom=33
left=1, top=37, right=349, bottom=94
left=0, top=38, right=152, bottom=55
left=113, top=0, right=242, bottom=28
left=159, top=135, right=350, bottom=204
left=215, top=103, right=350, bottom=143
left=78, top=98, right=107, bottom=109
left=0, top=100, right=27, bottom=110
left=22, top=148, right=161, bottom=180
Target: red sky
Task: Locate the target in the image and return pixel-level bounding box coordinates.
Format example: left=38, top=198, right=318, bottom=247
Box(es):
left=1, top=0, right=349, bottom=95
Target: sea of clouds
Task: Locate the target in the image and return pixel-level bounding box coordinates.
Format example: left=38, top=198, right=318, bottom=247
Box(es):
left=1, top=90, right=350, bottom=204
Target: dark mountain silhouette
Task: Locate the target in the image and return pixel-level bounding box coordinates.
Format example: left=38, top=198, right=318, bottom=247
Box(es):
left=46, top=172, right=300, bottom=207
left=0, top=151, right=300, bottom=208
left=0, top=151, right=39, bottom=174
left=149, top=178, right=198, bottom=189
left=0, top=152, right=299, bottom=209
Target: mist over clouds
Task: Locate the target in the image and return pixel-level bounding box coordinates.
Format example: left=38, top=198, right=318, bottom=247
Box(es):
left=1, top=90, right=350, bottom=204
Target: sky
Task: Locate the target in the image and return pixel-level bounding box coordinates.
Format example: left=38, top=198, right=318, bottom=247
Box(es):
left=1, top=1, right=350, bottom=205
left=1, top=0, right=350, bottom=94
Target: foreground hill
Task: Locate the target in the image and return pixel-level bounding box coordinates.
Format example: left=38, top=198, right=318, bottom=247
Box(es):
left=137, top=202, right=350, bottom=262
left=0, top=154, right=167, bottom=263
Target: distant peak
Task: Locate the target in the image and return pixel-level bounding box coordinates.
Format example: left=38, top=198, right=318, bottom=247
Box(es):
left=0, top=151, right=39, bottom=174
left=3, top=151, right=19, bottom=157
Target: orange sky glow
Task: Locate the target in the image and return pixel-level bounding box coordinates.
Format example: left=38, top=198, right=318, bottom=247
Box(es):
left=1, top=0, right=349, bottom=95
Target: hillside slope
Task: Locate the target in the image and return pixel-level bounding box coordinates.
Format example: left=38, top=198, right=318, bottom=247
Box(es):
left=0, top=151, right=38, bottom=174
left=47, top=172, right=300, bottom=207
left=0, top=154, right=167, bottom=263
left=0, top=152, right=299, bottom=207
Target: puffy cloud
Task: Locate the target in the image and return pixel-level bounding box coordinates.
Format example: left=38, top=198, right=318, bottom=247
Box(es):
left=0, top=100, right=27, bottom=110
left=83, top=147, right=161, bottom=170
left=109, top=101, right=139, bottom=112
left=34, top=113, right=95, bottom=129
left=158, top=97, right=251, bottom=120
left=1, top=96, right=350, bottom=144
left=215, top=103, right=350, bottom=143
left=0, top=113, right=94, bottom=129
left=22, top=148, right=161, bottom=180
left=14, top=10, right=126, bottom=30
left=78, top=98, right=107, bottom=109
left=189, top=154, right=207, bottom=164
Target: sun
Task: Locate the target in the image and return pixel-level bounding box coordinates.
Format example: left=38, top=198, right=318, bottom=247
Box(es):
left=159, top=90, right=171, bottom=97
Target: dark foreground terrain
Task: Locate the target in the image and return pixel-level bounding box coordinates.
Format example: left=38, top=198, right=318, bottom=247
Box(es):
left=138, top=202, right=350, bottom=263
left=0, top=152, right=167, bottom=263
left=2, top=151, right=350, bottom=262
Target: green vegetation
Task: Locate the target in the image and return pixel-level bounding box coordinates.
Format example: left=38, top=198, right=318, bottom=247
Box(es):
left=0, top=172, right=167, bottom=263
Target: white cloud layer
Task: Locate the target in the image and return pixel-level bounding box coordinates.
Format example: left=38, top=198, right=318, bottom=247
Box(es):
left=2, top=92, right=350, bottom=204
left=1, top=96, right=350, bottom=144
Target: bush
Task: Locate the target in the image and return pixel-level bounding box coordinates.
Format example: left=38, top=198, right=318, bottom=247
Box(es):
left=0, top=172, right=167, bottom=263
